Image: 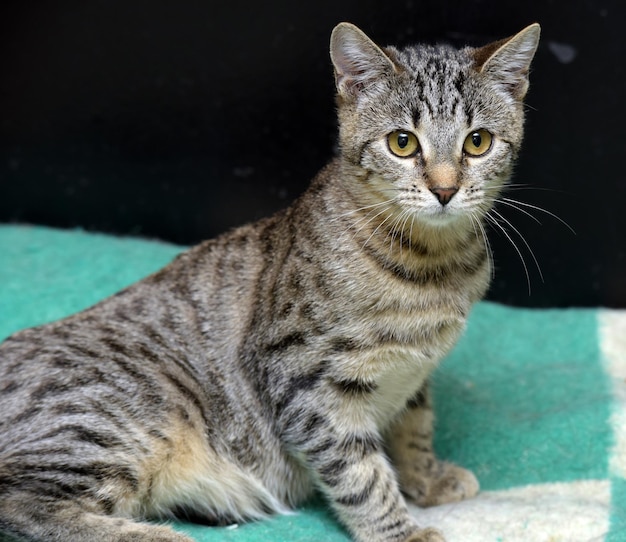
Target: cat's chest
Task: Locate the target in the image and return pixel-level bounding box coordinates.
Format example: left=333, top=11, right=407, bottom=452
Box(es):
left=368, top=347, right=440, bottom=427
left=335, top=307, right=467, bottom=428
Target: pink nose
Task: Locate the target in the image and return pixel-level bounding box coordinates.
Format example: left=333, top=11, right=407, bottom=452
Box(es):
left=430, top=187, right=458, bottom=205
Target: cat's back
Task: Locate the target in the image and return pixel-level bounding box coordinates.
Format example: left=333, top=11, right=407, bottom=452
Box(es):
left=0, top=223, right=279, bottom=447
left=0, top=219, right=312, bottom=524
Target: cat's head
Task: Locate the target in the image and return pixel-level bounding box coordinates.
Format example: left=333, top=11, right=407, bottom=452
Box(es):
left=330, top=23, right=540, bottom=227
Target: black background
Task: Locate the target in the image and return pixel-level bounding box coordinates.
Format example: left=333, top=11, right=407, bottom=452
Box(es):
left=1, top=0, right=624, bottom=308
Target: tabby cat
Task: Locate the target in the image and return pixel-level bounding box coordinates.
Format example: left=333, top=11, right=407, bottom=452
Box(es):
left=0, top=22, right=540, bottom=542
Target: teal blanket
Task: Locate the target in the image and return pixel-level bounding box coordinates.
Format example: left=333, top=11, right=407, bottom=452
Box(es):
left=1, top=225, right=624, bottom=542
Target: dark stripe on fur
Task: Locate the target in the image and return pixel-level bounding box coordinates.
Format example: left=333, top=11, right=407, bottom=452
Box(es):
left=285, top=411, right=329, bottom=449
left=8, top=461, right=139, bottom=494
left=318, top=458, right=349, bottom=487
left=327, top=336, right=359, bottom=354
left=335, top=469, right=380, bottom=507
left=406, top=441, right=431, bottom=453
left=161, top=372, right=210, bottom=430
left=306, top=436, right=337, bottom=460
left=330, top=377, right=378, bottom=396
left=99, top=337, right=134, bottom=358
left=10, top=406, right=43, bottom=425
left=363, top=242, right=487, bottom=284
left=136, top=333, right=201, bottom=384
left=275, top=362, right=327, bottom=414
left=338, top=433, right=380, bottom=458
left=377, top=517, right=411, bottom=536
left=264, top=331, right=306, bottom=354
left=0, top=381, right=19, bottom=394
left=406, top=388, right=427, bottom=409
left=41, top=425, right=126, bottom=450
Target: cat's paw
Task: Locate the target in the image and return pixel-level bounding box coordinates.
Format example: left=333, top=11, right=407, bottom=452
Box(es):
left=404, top=527, right=446, bottom=542
left=402, top=461, right=479, bottom=508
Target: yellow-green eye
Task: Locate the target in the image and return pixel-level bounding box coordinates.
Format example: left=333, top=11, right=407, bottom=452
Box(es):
left=387, top=131, right=420, bottom=158
left=463, top=129, right=493, bottom=156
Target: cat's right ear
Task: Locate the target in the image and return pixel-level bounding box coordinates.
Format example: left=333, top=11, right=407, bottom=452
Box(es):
left=473, top=23, right=541, bottom=101
left=330, top=23, right=396, bottom=100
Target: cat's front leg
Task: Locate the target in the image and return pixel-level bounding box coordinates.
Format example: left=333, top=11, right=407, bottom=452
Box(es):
left=386, top=384, right=479, bottom=507
left=282, top=405, right=445, bottom=542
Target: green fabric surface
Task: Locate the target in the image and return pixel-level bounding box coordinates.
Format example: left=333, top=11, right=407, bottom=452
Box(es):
left=433, top=302, right=610, bottom=490
left=174, top=499, right=349, bottom=542
left=0, top=225, right=183, bottom=335
left=609, top=478, right=626, bottom=542
left=0, top=224, right=620, bottom=541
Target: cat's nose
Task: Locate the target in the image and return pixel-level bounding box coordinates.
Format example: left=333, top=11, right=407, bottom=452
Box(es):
left=426, top=163, right=459, bottom=205
left=430, top=186, right=458, bottom=205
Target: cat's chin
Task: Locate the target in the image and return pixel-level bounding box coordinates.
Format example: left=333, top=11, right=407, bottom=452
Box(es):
left=417, top=207, right=468, bottom=228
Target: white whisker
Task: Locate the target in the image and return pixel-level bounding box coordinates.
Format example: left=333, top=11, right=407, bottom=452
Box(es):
left=485, top=211, right=532, bottom=295
left=491, top=208, right=544, bottom=283
left=331, top=198, right=396, bottom=221
left=335, top=198, right=397, bottom=247
left=362, top=209, right=396, bottom=251
left=395, top=208, right=415, bottom=263
left=501, top=197, right=576, bottom=234
left=470, top=212, right=495, bottom=280
left=382, top=208, right=407, bottom=260
left=408, top=212, right=416, bottom=254
left=496, top=198, right=542, bottom=225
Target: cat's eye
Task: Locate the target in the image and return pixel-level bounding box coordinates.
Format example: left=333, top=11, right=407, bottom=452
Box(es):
left=387, top=131, right=420, bottom=158
left=463, top=129, right=493, bottom=157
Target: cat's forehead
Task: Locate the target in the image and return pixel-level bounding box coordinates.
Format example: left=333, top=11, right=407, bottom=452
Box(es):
left=383, top=44, right=477, bottom=126
left=391, top=43, right=471, bottom=74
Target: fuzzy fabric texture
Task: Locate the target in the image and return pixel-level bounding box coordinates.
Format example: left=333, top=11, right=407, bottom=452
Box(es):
left=1, top=224, right=624, bottom=542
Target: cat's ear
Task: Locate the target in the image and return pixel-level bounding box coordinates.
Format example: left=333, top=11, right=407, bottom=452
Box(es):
left=473, top=23, right=541, bottom=101
left=330, top=22, right=397, bottom=100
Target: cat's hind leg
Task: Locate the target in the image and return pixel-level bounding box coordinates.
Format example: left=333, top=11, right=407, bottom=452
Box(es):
left=387, top=384, right=479, bottom=508
left=0, top=493, right=192, bottom=542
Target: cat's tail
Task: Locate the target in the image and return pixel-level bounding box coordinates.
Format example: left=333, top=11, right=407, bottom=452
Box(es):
left=0, top=488, right=192, bottom=542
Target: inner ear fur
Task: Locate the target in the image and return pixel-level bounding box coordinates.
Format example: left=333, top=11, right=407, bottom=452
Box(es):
left=471, top=23, right=541, bottom=100
left=330, top=22, right=399, bottom=99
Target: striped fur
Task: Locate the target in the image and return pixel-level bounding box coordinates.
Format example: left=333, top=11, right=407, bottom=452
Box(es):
left=0, top=22, right=539, bottom=542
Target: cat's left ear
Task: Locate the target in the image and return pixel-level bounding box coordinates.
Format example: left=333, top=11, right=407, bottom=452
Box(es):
left=330, top=22, right=397, bottom=100
left=473, top=23, right=541, bottom=101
